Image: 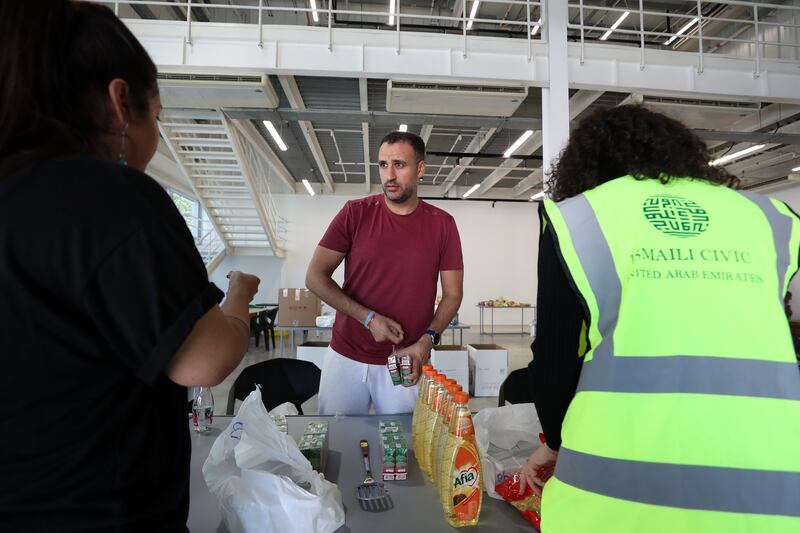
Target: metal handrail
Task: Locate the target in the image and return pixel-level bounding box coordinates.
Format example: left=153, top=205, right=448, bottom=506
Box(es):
left=101, top=0, right=800, bottom=71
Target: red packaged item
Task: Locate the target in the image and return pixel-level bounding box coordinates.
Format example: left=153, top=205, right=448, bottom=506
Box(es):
left=495, top=472, right=541, bottom=531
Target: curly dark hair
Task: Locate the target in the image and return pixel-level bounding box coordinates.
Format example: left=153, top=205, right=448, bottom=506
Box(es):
left=545, top=105, right=738, bottom=201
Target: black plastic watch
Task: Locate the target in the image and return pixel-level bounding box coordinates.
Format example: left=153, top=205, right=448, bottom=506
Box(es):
left=425, top=329, right=441, bottom=345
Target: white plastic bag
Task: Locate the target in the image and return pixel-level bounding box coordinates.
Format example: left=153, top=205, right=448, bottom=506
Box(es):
left=203, top=388, right=345, bottom=533
left=473, top=403, right=542, bottom=499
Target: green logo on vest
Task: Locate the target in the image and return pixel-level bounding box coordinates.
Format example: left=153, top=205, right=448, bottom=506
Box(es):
left=643, top=195, right=709, bottom=238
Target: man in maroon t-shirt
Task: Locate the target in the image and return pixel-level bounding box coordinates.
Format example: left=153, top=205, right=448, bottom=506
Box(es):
left=306, top=131, right=464, bottom=414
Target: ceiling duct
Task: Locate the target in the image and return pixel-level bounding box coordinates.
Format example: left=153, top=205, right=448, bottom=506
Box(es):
left=640, top=96, right=760, bottom=129
left=386, top=80, right=527, bottom=117
left=157, top=71, right=279, bottom=108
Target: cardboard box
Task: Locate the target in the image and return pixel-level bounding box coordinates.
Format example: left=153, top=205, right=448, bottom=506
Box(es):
left=277, top=288, right=321, bottom=327
left=467, top=344, right=508, bottom=397
left=297, top=341, right=329, bottom=370
left=430, top=345, right=469, bottom=391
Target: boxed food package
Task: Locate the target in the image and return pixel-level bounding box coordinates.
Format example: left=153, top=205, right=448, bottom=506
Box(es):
left=299, top=421, right=329, bottom=472
left=379, top=419, right=409, bottom=481
left=277, top=288, right=322, bottom=327
left=297, top=341, right=329, bottom=370
left=430, top=345, right=469, bottom=391
left=467, top=344, right=509, bottom=397
left=270, top=414, right=288, bottom=434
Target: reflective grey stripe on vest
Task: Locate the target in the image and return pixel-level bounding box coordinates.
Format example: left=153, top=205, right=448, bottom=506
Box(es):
left=556, top=447, right=800, bottom=517
left=580, top=354, right=800, bottom=401
left=737, top=190, right=793, bottom=305
left=555, top=192, right=800, bottom=400
left=558, top=194, right=619, bottom=362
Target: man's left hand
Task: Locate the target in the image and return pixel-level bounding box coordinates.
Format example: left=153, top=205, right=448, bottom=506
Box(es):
left=399, top=335, right=434, bottom=387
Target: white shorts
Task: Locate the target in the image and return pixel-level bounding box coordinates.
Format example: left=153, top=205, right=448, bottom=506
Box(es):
left=318, top=346, right=419, bottom=415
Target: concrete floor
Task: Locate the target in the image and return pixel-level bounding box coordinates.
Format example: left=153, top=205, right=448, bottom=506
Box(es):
left=204, top=325, right=533, bottom=416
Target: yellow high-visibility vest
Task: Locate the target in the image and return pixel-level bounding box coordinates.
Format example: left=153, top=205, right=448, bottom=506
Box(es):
left=541, top=175, right=800, bottom=532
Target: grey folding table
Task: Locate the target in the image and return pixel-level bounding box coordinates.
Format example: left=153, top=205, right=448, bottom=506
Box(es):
left=188, top=414, right=532, bottom=532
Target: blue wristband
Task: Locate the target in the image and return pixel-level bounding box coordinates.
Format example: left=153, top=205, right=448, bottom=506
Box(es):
left=363, top=310, right=376, bottom=329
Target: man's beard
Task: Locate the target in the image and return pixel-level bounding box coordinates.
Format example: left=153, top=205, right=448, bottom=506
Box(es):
left=382, top=181, right=413, bottom=204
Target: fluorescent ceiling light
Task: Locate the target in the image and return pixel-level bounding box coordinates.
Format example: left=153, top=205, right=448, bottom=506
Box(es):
left=399, top=124, right=408, bottom=132
left=302, top=179, right=316, bottom=196
left=600, top=11, right=629, bottom=41
left=388, top=0, right=395, bottom=25
left=530, top=191, right=545, bottom=200
left=664, top=16, right=699, bottom=45
left=263, top=120, right=288, bottom=151
left=310, top=0, right=318, bottom=22
left=792, top=166, right=800, bottom=172
left=709, top=144, right=766, bottom=166
left=503, top=130, right=534, bottom=158
left=462, top=183, right=480, bottom=198
left=531, top=18, right=542, bottom=36
left=466, top=0, right=480, bottom=30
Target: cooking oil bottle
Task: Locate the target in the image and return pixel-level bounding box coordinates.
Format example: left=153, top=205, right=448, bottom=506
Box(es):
left=420, top=374, right=447, bottom=478
left=411, top=365, right=434, bottom=461
left=430, top=379, right=457, bottom=484
left=442, top=391, right=482, bottom=527
left=435, top=382, right=462, bottom=506
left=424, top=376, right=451, bottom=479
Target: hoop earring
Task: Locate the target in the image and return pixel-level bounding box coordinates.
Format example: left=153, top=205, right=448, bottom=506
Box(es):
left=117, top=123, right=129, bottom=166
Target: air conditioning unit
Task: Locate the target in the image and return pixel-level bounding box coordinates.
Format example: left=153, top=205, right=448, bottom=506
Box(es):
left=157, top=71, right=279, bottom=108
left=386, top=80, right=527, bottom=117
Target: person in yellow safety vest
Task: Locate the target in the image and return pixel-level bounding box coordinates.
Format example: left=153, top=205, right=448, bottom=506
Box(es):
left=516, top=105, right=800, bottom=532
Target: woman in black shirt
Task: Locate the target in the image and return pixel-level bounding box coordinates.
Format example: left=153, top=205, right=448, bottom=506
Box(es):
left=0, top=2, right=259, bottom=530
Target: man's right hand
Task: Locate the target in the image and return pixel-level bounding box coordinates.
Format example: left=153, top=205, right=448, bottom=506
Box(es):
left=368, top=313, right=404, bottom=344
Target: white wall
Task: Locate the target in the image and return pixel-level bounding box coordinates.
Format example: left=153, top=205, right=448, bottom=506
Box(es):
left=209, top=255, right=285, bottom=306
left=214, top=192, right=541, bottom=326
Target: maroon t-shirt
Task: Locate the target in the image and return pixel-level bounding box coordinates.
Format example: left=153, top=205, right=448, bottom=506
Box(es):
left=319, top=194, right=463, bottom=364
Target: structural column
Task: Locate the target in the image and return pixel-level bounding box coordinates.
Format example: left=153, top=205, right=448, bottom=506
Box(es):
left=541, top=0, right=570, bottom=192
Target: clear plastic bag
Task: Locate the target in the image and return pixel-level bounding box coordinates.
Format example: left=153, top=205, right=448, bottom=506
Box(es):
left=473, top=403, right=542, bottom=499
left=203, top=388, right=345, bottom=533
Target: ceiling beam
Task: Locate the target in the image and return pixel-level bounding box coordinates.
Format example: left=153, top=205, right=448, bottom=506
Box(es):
left=277, top=75, right=335, bottom=193
left=439, top=127, right=497, bottom=195
left=227, top=118, right=298, bottom=193
left=226, top=107, right=543, bottom=130
left=359, top=78, right=371, bottom=193
left=704, top=104, right=800, bottom=150
left=487, top=89, right=602, bottom=197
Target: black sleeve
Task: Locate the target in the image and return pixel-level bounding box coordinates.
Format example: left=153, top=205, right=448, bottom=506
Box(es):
left=528, top=207, right=586, bottom=450
left=81, top=216, right=224, bottom=386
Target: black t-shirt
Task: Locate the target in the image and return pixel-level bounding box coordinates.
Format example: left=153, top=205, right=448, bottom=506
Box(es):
left=528, top=204, right=586, bottom=451
left=0, top=155, right=224, bottom=531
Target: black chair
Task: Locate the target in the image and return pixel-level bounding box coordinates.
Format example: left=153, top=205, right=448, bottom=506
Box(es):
left=253, top=307, right=278, bottom=352
left=225, top=358, right=321, bottom=415
left=498, top=367, right=535, bottom=407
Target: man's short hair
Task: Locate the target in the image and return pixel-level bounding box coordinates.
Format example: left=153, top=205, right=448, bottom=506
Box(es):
left=380, top=131, right=426, bottom=163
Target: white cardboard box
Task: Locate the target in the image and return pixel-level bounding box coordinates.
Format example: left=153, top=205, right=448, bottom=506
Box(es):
left=296, top=341, right=329, bottom=370
left=430, top=345, right=469, bottom=391
left=467, top=344, right=509, bottom=397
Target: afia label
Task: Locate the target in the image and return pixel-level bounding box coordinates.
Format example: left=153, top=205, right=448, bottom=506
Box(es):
left=451, top=444, right=481, bottom=520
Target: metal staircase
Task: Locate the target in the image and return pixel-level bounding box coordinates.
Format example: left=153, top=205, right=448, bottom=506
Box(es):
left=158, top=108, right=285, bottom=265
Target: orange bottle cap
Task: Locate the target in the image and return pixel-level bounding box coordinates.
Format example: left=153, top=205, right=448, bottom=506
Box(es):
left=434, top=374, right=447, bottom=383
left=454, top=391, right=469, bottom=403
left=444, top=378, right=457, bottom=387
left=445, top=384, right=459, bottom=394
left=423, top=367, right=436, bottom=377
left=422, top=364, right=433, bottom=372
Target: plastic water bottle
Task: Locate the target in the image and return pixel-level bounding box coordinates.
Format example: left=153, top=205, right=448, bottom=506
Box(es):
left=192, top=386, right=214, bottom=433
